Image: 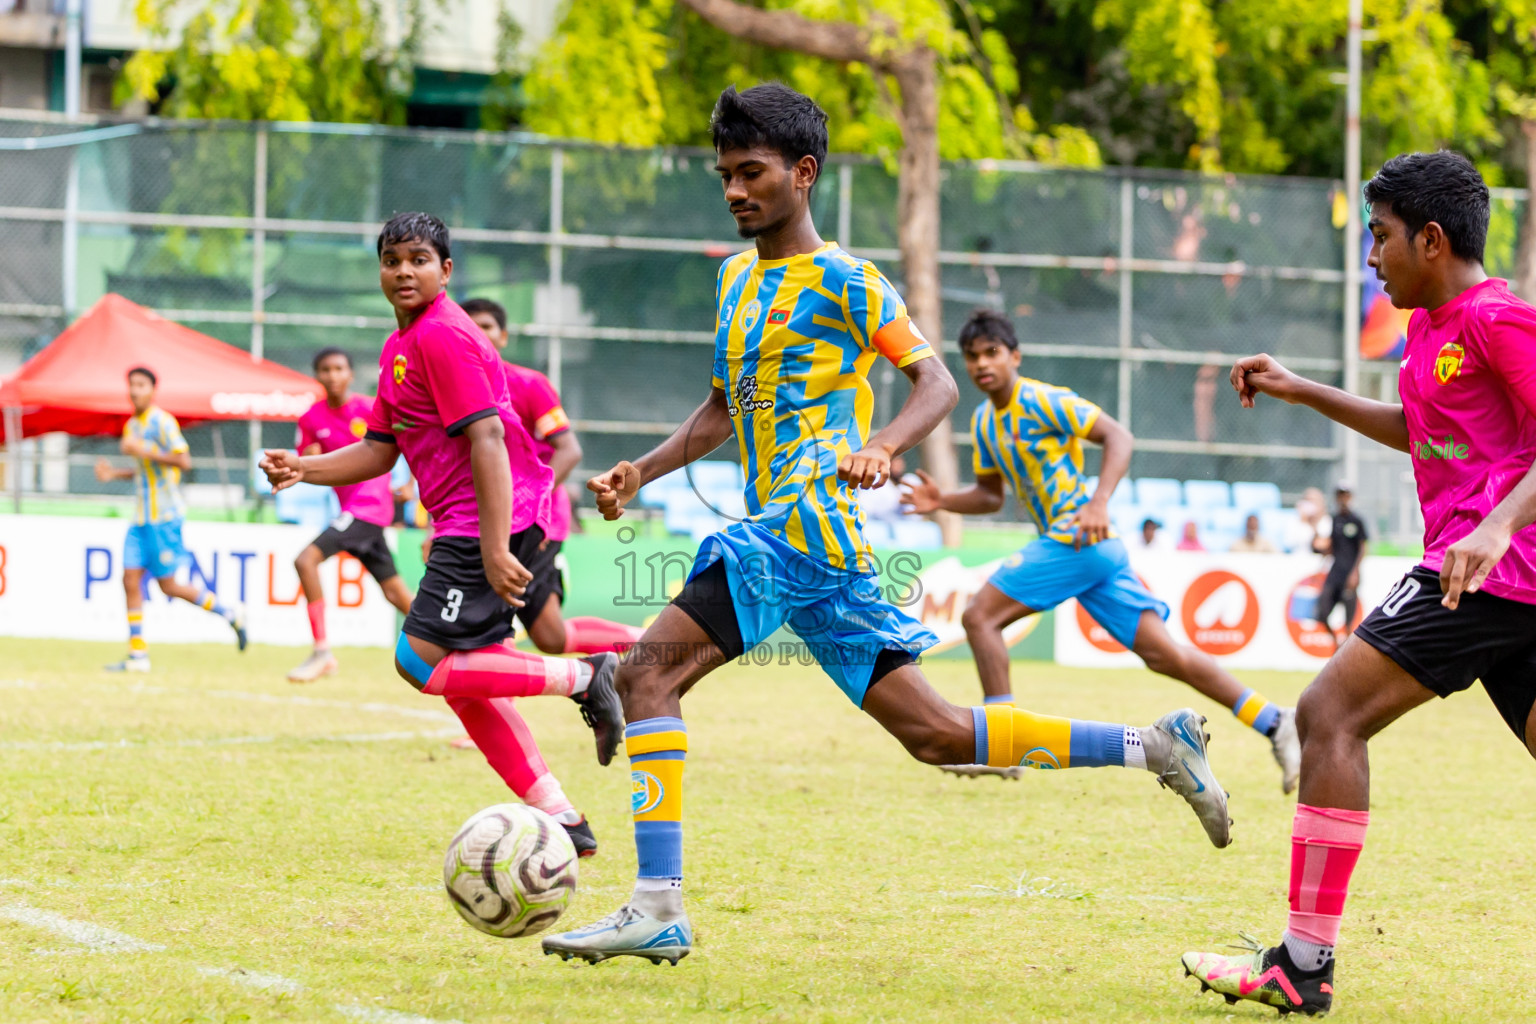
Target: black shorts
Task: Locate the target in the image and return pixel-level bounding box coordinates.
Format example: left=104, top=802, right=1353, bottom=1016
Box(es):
left=403, top=527, right=547, bottom=650
left=515, top=538, right=565, bottom=631
left=311, top=514, right=398, bottom=583
left=1355, top=567, right=1536, bottom=742
left=671, top=559, right=915, bottom=688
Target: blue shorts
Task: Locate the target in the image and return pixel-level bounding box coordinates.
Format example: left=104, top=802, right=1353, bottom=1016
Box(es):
left=987, top=537, right=1167, bottom=649
left=124, top=520, right=187, bottom=577
left=687, top=522, right=938, bottom=706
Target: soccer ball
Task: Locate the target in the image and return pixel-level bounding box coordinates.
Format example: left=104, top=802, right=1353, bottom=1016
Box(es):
left=443, top=804, right=578, bottom=938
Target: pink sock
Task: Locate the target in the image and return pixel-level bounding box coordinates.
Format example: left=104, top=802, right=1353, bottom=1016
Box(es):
left=563, top=616, right=643, bottom=655
left=444, top=696, right=571, bottom=814
left=424, top=644, right=582, bottom=698
left=307, top=599, right=327, bottom=648
left=523, top=773, right=577, bottom=819
left=1287, top=803, right=1369, bottom=946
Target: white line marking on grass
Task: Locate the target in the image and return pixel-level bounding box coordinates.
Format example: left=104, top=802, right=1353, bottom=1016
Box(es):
left=335, top=1004, right=466, bottom=1024
left=0, top=728, right=461, bottom=752
left=1, top=902, right=165, bottom=953
left=0, top=678, right=38, bottom=688
left=198, top=966, right=306, bottom=995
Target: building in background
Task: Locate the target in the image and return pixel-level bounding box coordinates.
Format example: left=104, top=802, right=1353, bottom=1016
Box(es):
left=0, top=0, right=558, bottom=123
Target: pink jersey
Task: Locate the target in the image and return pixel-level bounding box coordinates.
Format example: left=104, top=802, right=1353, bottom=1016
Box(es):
left=1402, top=278, right=1536, bottom=604
left=297, top=394, right=395, bottom=528
left=502, top=361, right=573, bottom=542
left=366, top=293, right=552, bottom=540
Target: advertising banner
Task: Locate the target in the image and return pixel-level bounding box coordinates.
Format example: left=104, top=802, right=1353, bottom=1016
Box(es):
left=0, top=515, right=396, bottom=647
left=1054, top=551, right=1419, bottom=671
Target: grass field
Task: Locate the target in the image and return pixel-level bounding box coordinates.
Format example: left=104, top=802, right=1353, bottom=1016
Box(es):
left=2, top=638, right=1534, bottom=1023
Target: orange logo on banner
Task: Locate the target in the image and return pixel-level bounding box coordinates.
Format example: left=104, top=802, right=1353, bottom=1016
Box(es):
left=1075, top=572, right=1156, bottom=653
left=1286, top=572, right=1363, bottom=658
left=1180, top=570, right=1260, bottom=655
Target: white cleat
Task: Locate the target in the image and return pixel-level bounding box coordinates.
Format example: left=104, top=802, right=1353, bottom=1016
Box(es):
left=104, top=657, right=151, bottom=673
left=1151, top=708, right=1232, bottom=849
left=938, top=764, right=1026, bottom=780
left=287, top=650, right=338, bottom=683
left=1270, top=707, right=1300, bottom=795
left=541, top=903, right=693, bottom=965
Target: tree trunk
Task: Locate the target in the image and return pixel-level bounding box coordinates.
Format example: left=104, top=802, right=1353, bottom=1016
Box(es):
left=892, top=54, right=960, bottom=546
left=1516, top=120, right=1536, bottom=303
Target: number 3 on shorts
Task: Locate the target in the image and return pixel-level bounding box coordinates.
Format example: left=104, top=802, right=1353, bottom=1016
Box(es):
left=441, top=588, right=464, bottom=622
left=1380, top=576, right=1421, bottom=617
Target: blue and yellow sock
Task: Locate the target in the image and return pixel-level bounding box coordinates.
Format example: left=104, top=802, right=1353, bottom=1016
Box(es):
left=983, top=693, right=1015, bottom=706
left=972, top=704, right=1130, bottom=769
left=1232, top=688, right=1280, bottom=736
left=127, top=610, right=147, bottom=660
left=628, top=717, right=686, bottom=885
left=194, top=586, right=235, bottom=624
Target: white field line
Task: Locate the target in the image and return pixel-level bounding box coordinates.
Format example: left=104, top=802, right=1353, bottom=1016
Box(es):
left=335, top=1005, right=466, bottom=1024
left=198, top=966, right=306, bottom=995
left=7, top=898, right=464, bottom=1023
left=0, top=728, right=461, bottom=752
left=1, top=902, right=165, bottom=953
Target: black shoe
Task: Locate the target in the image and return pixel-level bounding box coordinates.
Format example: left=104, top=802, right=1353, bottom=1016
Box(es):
left=562, top=817, right=598, bottom=859
left=571, top=653, right=623, bottom=766
left=1182, top=933, right=1333, bottom=1016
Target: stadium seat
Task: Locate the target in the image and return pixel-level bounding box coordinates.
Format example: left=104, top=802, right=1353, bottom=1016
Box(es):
left=690, top=460, right=744, bottom=494
left=1232, top=481, right=1284, bottom=511
left=637, top=467, right=689, bottom=508
left=275, top=481, right=339, bottom=534
left=662, top=491, right=714, bottom=536
left=1183, top=479, right=1232, bottom=509
left=1113, top=504, right=1150, bottom=539
left=1087, top=476, right=1136, bottom=507
left=1207, top=506, right=1249, bottom=534
left=1260, top=507, right=1303, bottom=551
left=863, top=520, right=895, bottom=548
left=1134, top=477, right=1183, bottom=508
left=892, top=519, right=943, bottom=550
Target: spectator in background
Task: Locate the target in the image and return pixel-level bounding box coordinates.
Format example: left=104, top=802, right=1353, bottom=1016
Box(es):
left=1313, top=481, right=1369, bottom=650
left=1283, top=486, right=1331, bottom=553
left=1229, top=513, right=1277, bottom=553
left=1176, top=520, right=1206, bottom=551
left=1127, top=515, right=1171, bottom=552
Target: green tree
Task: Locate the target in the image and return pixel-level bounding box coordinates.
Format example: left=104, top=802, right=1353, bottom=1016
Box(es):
left=994, top=0, right=1495, bottom=177
left=119, top=0, right=427, bottom=122
left=1482, top=0, right=1536, bottom=297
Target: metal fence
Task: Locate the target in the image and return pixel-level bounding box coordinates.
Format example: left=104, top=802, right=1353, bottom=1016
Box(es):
left=3, top=116, right=1512, bottom=540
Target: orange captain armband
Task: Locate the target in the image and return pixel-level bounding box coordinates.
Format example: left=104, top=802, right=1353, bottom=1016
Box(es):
left=534, top=405, right=570, bottom=440
left=872, top=316, right=935, bottom=368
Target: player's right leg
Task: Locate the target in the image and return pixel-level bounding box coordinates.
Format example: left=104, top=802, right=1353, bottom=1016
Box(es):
left=288, top=540, right=337, bottom=682
left=105, top=555, right=150, bottom=672
left=543, top=561, right=740, bottom=965
left=859, top=662, right=1232, bottom=847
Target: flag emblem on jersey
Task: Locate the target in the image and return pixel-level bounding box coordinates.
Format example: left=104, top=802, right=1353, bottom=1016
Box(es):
left=768, top=308, right=790, bottom=324
left=1434, top=342, right=1464, bottom=385
left=349, top=417, right=367, bottom=438
left=392, top=355, right=408, bottom=384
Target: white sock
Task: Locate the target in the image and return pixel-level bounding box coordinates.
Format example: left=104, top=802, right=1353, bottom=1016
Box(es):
left=1282, top=931, right=1334, bottom=971
left=551, top=808, right=582, bottom=826
left=1122, top=726, right=1147, bottom=770
left=570, top=659, right=594, bottom=695
left=631, top=879, right=684, bottom=920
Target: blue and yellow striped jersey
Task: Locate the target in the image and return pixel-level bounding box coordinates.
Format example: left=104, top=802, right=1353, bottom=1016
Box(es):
left=122, top=406, right=188, bottom=526
left=971, top=377, right=1106, bottom=545
left=712, top=242, right=934, bottom=571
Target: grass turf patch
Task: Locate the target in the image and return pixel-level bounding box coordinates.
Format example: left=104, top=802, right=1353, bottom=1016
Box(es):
left=0, top=638, right=1530, bottom=1022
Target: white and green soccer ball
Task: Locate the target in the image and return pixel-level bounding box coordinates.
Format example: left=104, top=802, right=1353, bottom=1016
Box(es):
left=443, top=804, right=578, bottom=938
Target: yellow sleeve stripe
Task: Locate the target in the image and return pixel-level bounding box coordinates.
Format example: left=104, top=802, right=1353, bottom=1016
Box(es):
left=625, top=731, right=689, bottom=756
left=534, top=407, right=570, bottom=439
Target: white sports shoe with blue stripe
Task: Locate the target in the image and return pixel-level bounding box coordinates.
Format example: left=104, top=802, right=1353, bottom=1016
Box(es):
left=542, top=903, right=693, bottom=965
left=1152, top=708, right=1232, bottom=849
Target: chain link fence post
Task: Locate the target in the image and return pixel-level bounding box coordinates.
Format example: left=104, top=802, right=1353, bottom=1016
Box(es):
left=248, top=125, right=269, bottom=503
left=1117, top=174, right=1133, bottom=426
left=547, top=145, right=564, bottom=392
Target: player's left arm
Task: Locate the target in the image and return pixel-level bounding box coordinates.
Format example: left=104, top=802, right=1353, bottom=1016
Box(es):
left=1073, top=409, right=1131, bottom=548
left=546, top=429, right=582, bottom=486
left=1441, top=309, right=1536, bottom=609
left=1346, top=540, right=1367, bottom=589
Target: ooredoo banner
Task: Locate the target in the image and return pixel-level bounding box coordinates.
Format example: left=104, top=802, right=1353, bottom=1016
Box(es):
left=0, top=515, right=396, bottom=647
left=1055, top=551, right=1420, bottom=671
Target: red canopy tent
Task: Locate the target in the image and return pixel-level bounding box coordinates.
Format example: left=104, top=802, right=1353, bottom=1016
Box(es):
left=0, top=294, right=323, bottom=441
